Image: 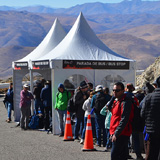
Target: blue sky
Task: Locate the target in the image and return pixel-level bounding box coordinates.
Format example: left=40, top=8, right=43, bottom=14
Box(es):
left=0, top=0, right=159, bottom=8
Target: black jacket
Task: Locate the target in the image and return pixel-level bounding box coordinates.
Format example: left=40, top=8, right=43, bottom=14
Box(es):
left=74, top=89, right=87, bottom=119
left=141, top=88, right=160, bottom=134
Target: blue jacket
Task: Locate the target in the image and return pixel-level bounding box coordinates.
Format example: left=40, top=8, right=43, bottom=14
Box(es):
left=40, top=85, right=52, bottom=107
left=6, top=88, right=13, bottom=104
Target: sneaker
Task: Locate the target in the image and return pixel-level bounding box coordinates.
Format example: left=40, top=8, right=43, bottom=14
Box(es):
left=59, top=132, right=64, bottom=137
left=104, top=147, right=108, bottom=152
left=136, top=155, right=144, bottom=160
left=127, top=155, right=134, bottom=159
left=21, top=127, right=26, bottom=131
left=74, top=138, right=80, bottom=142
left=95, top=143, right=101, bottom=147
left=6, top=118, right=11, bottom=123
left=80, top=139, right=84, bottom=144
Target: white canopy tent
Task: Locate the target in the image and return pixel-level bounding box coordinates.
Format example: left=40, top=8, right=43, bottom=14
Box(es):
left=12, top=18, right=66, bottom=122
left=33, top=12, right=136, bottom=134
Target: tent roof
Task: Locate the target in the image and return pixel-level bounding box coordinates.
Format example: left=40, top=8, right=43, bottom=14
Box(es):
left=37, top=12, right=133, bottom=62
left=17, top=18, right=66, bottom=62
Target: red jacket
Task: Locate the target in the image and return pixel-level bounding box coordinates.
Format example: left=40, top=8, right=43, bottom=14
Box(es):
left=110, top=94, right=134, bottom=137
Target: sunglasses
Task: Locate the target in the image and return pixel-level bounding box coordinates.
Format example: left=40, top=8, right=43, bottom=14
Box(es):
left=112, top=89, right=122, bottom=92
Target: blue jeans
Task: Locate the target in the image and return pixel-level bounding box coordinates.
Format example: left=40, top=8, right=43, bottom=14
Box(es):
left=81, top=116, right=96, bottom=139
left=74, top=117, right=84, bottom=139
left=111, top=135, right=129, bottom=160
left=57, top=109, right=67, bottom=133
left=6, top=102, right=13, bottom=119
left=95, top=114, right=106, bottom=146
left=106, top=128, right=112, bottom=148
left=34, top=99, right=43, bottom=115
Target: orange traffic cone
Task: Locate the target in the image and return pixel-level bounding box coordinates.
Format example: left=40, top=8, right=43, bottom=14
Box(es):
left=82, top=114, right=96, bottom=151
left=63, top=111, right=74, bottom=141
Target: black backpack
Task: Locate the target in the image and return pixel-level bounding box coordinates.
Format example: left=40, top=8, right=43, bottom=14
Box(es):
left=67, top=97, right=77, bottom=113
left=132, top=99, right=145, bottom=132
left=94, top=93, right=108, bottom=114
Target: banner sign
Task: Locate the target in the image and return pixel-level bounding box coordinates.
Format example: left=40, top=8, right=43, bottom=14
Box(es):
left=32, top=60, right=49, bottom=69
left=14, top=62, right=28, bottom=70
left=63, top=60, right=129, bottom=70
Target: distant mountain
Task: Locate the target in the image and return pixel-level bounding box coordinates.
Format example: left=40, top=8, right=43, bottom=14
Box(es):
left=0, top=6, right=15, bottom=11
left=1, top=11, right=160, bottom=48
left=97, top=33, right=160, bottom=70
left=1, top=0, right=160, bottom=78
left=1, top=0, right=160, bottom=15
left=121, top=24, right=160, bottom=46
left=0, top=46, right=34, bottom=78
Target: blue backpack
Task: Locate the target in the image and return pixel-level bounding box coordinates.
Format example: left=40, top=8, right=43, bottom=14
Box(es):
left=28, top=115, right=39, bottom=129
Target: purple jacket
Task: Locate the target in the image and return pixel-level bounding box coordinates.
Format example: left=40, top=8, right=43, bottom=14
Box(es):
left=20, top=90, right=34, bottom=108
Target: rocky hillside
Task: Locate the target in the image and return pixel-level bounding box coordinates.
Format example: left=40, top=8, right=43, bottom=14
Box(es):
left=136, top=56, right=160, bottom=87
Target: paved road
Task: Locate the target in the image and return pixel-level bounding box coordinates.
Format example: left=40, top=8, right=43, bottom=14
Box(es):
left=0, top=97, right=138, bottom=160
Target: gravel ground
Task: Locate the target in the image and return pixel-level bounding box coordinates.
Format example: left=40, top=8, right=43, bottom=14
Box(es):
left=0, top=97, right=142, bottom=160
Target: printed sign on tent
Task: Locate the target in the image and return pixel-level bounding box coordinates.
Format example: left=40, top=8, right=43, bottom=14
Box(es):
left=32, top=60, right=49, bottom=70
left=14, top=62, right=28, bottom=70
left=63, top=60, right=129, bottom=70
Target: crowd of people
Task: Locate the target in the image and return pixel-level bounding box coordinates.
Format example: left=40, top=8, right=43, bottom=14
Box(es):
left=3, top=76, right=160, bottom=160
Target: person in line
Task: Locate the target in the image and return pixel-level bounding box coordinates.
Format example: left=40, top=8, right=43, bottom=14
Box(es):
left=4, top=82, right=14, bottom=123
left=90, top=85, right=111, bottom=147
left=125, top=83, right=144, bottom=160
left=20, top=84, right=34, bottom=130
left=40, top=80, right=52, bottom=130
left=55, top=83, right=71, bottom=137
left=74, top=80, right=88, bottom=141
left=80, top=91, right=95, bottom=144
left=141, top=76, right=160, bottom=160
left=33, top=81, right=43, bottom=115
left=108, top=82, right=134, bottom=160
left=87, top=82, right=93, bottom=92
left=100, top=104, right=112, bottom=151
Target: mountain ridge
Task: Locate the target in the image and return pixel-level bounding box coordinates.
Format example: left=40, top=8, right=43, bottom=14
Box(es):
left=1, top=0, right=160, bottom=15
left=1, top=1, right=160, bottom=78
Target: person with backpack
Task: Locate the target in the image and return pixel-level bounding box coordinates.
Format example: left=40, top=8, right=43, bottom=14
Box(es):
left=125, top=83, right=144, bottom=160
left=90, top=85, right=111, bottom=147
left=55, top=83, right=71, bottom=137
left=108, top=82, right=134, bottom=160
left=20, top=84, right=34, bottom=130
left=73, top=81, right=88, bottom=141
left=4, top=83, right=14, bottom=123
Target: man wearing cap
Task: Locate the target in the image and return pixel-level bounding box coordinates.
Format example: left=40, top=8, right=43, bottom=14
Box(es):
left=73, top=81, right=88, bottom=141
left=141, top=76, right=160, bottom=160
left=55, top=83, right=71, bottom=137
left=20, top=84, right=34, bottom=130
